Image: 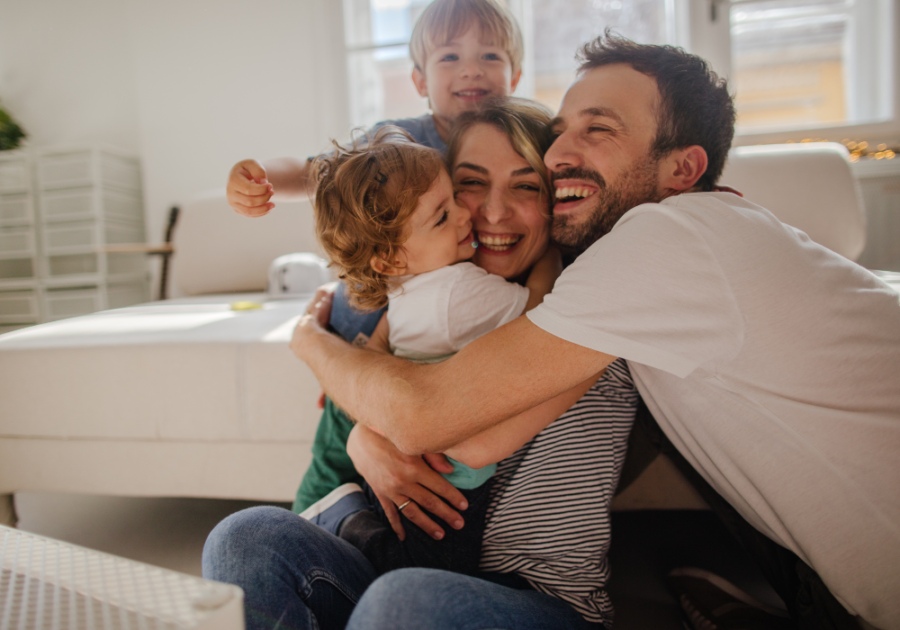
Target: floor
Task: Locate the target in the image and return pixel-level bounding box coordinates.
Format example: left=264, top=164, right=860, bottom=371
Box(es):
left=11, top=493, right=782, bottom=629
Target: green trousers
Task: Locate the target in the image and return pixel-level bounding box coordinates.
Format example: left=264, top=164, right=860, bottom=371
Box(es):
left=292, top=397, right=364, bottom=513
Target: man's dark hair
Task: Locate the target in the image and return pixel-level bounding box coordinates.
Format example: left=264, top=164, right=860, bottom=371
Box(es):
left=577, top=31, right=735, bottom=191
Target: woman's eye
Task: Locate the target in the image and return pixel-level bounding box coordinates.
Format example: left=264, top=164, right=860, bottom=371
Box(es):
left=518, top=184, right=540, bottom=192
left=435, top=210, right=449, bottom=226
left=455, top=178, right=483, bottom=188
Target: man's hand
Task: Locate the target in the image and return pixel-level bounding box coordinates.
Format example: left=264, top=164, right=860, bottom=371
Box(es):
left=347, top=425, right=467, bottom=541
left=227, top=159, right=275, bottom=217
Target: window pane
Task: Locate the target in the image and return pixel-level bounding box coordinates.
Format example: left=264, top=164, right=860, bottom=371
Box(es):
left=347, top=47, right=428, bottom=128
left=344, top=0, right=432, bottom=128
left=730, top=0, right=894, bottom=133
left=529, top=0, right=673, bottom=112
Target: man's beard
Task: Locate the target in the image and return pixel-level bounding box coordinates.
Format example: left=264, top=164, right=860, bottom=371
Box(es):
left=551, top=158, right=663, bottom=254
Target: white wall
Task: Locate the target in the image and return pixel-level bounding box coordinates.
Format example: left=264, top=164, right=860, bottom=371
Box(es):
left=0, top=0, right=349, bottom=294
left=0, top=0, right=141, bottom=151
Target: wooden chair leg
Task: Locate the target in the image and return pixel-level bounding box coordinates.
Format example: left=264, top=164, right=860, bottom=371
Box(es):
left=0, top=493, right=18, bottom=528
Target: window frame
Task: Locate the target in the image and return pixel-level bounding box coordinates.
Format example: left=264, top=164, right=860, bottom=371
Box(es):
left=331, top=0, right=898, bottom=145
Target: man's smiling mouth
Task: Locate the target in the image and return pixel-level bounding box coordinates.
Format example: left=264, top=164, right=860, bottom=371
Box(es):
left=477, top=233, right=521, bottom=252
left=555, top=186, right=597, bottom=203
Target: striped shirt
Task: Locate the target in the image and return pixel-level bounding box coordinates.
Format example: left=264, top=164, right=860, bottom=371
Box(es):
left=479, top=358, right=637, bottom=626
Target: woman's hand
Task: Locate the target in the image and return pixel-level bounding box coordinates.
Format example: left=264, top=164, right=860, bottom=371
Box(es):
left=347, top=424, right=468, bottom=541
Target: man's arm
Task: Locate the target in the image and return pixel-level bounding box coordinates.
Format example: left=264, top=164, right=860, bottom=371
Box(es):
left=292, top=312, right=616, bottom=454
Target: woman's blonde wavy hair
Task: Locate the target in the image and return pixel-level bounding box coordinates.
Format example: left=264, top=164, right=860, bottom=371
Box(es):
left=444, top=96, right=555, bottom=212
left=311, top=126, right=444, bottom=311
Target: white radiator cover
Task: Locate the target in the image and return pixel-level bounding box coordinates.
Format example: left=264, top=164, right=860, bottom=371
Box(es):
left=0, top=525, right=244, bottom=630
left=854, top=159, right=900, bottom=272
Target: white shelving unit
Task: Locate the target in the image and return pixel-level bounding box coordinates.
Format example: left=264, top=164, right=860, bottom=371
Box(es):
left=0, top=147, right=150, bottom=329
left=0, top=151, right=40, bottom=334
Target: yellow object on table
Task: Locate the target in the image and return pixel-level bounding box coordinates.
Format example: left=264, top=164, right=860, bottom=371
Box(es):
left=230, top=301, right=263, bottom=311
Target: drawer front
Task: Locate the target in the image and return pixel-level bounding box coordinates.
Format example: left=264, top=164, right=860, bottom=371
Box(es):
left=0, top=160, right=29, bottom=193
left=44, top=286, right=102, bottom=320
left=0, top=226, right=36, bottom=257
left=37, top=151, right=93, bottom=190
left=40, top=188, right=94, bottom=221
left=39, top=188, right=143, bottom=224
left=0, top=289, right=39, bottom=322
left=0, top=257, right=35, bottom=280
left=47, top=253, right=98, bottom=277
left=0, top=193, right=33, bottom=225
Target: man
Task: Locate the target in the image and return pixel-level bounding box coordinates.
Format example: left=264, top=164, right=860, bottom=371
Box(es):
left=293, top=34, right=900, bottom=630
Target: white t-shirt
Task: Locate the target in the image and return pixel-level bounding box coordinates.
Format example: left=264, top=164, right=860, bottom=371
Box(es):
left=528, top=192, right=900, bottom=630
left=387, top=262, right=529, bottom=360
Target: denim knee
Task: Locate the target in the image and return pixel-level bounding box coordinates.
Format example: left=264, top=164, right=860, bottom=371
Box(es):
left=202, top=505, right=294, bottom=581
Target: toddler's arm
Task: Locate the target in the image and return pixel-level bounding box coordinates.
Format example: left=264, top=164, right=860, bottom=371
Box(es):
left=524, top=245, right=563, bottom=311
left=226, top=156, right=314, bottom=217
left=443, top=372, right=601, bottom=469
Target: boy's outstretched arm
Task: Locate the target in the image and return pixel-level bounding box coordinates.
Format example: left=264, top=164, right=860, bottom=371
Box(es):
left=226, top=157, right=314, bottom=217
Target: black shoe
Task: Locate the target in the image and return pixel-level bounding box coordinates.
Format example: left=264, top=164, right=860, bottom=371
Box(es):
left=667, top=567, right=794, bottom=630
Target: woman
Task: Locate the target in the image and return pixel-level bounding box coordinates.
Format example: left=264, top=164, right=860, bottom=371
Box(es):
left=203, top=98, right=637, bottom=630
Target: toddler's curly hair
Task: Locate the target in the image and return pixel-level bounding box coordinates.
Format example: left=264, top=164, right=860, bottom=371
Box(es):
left=311, top=126, right=445, bottom=311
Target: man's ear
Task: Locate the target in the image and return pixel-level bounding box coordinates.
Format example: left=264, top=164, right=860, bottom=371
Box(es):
left=659, top=145, right=708, bottom=193
left=509, top=68, right=522, bottom=93
left=412, top=67, right=429, bottom=98
left=370, top=253, right=406, bottom=276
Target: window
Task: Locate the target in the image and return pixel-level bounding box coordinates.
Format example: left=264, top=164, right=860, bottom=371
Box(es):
left=730, top=0, right=894, bottom=135
left=339, top=0, right=896, bottom=141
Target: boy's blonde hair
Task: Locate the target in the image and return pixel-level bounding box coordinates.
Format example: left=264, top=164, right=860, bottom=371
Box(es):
left=311, top=126, right=445, bottom=311
left=445, top=96, right=554, bottom=207
left=410, top=0, right=524, bottom=75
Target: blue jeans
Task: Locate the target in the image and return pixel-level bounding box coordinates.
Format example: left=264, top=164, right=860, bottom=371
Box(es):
left=347, top=569, right=603, bottom=630
left=203, top=506, right=378, bottom=630
left=204, top=507, right=603, bottom=630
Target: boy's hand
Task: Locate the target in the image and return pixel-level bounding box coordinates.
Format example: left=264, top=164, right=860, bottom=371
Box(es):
left=347, top=425, right=467, bottom=542
left=227, top=159, right=276, bottom=217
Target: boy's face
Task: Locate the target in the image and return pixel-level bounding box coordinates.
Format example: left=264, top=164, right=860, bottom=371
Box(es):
left=413, top=26, right=521, bottom=124
left=378, top=169, right=476, bottom=277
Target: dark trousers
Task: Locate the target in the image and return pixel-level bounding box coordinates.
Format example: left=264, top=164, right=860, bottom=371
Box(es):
left=339, top=479, right=524, bottom=583
left=620, top=400, right=862, bottom=630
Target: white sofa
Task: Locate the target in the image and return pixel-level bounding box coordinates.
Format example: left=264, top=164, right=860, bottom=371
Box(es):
left=0, top=193, right=330, bottom=525
left=2, top=143, right=894, bottom=525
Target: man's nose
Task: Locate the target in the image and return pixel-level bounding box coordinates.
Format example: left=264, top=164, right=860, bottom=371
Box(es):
left=544, top=130, right=580, bottom=172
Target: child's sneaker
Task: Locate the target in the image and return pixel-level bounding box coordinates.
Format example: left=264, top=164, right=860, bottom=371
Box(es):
left=299, top=483, right=369, bottom=535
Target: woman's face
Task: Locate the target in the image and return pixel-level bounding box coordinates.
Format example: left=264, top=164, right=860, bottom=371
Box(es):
left=451, top=123, right=550, bottom=280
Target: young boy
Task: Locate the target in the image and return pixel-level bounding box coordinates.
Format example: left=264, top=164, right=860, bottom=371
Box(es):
left=223, top=0, right=527, bottom=513
left=225, top=0, right=523, bottom=217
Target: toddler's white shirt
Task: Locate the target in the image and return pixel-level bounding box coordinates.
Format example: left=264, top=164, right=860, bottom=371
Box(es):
left=387, top=262, right=529, bottom=360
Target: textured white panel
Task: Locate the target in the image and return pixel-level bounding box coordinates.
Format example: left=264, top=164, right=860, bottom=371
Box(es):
left=0, top=525, right=244, bottom=629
